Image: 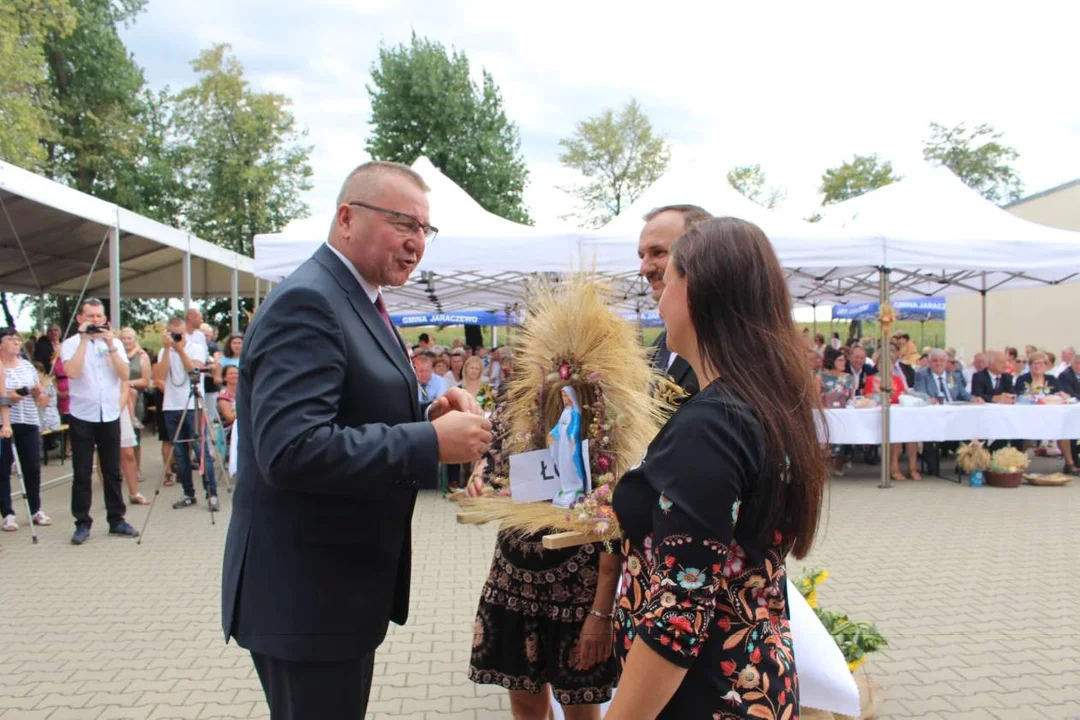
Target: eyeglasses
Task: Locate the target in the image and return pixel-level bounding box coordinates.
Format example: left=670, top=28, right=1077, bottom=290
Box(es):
left=348, top=201, right=438, bottom=243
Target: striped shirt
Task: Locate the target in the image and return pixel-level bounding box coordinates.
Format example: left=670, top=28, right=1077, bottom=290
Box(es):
left=3, top=359, right=41, bottom=426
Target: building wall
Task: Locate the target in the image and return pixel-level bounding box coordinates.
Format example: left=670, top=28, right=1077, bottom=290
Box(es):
left=945, top=180, right=1080, bottom=362
left=1005, top=182, right=1080, bottom=231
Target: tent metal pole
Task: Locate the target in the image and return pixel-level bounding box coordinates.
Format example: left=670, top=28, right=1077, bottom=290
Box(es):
left=981, top=273, right=987, bottom=353
left=879, top=267, right=892, bottom=490
left=812, top=302, right=817, bottom=338
left=38, top=292, right=45, bottom=335
left=109, top=209, right=121, bottom=326
left=231, top=260, right=240, bottom=334
left=254, top=279, right=261, bottom=311
left=183, top=237, right=192, bottom=311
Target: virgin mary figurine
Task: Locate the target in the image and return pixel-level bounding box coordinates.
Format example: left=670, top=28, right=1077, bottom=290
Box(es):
left=549, top=387, right=588, bottom=508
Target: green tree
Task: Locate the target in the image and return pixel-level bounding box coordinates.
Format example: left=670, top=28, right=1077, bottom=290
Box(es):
left=366, top=33, right=531, bottom=224
left=42, top=0, right=148, bottom=192
left=172, top=43, right=313, bottom=256
left=727, top=163, right=786, bottom=208
left=922, top=122, right=1023, bottom=204
left=558, top=99, right=670, bottom=227
left=18, top=293, right=166, bottom=334
left=819, top=153, right=899, bottom=205
left=0, top=0, right=76, bottom=170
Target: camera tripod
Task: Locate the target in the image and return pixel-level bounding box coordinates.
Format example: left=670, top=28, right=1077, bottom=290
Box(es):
left=4, top=436, right=39, bottom=545
left=138, top=371, right=232, bottom=540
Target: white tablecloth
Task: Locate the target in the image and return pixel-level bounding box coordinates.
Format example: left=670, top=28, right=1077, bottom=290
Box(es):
left=823, top=404, right=1080, bottom=444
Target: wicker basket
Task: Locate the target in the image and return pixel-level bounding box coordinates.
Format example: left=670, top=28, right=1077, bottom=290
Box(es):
left=801, top=671, right=883, bottom=720
left=986, top=471, right=1023, bottom=488
left=1024, top=473, right=1074, bottom=487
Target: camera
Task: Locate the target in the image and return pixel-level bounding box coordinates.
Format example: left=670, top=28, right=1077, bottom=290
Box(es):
left=171, top=331, right=184, bottom=343
left=15, top=387, right=31, bottom=397
left=83, top=324, right=108, bottom=334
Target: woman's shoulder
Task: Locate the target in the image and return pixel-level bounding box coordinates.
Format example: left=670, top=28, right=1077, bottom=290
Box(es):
left=669, top=383, right=762, bottom=440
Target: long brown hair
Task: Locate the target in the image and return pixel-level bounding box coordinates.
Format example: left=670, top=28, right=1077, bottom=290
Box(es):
left=672, top=217, right=827, bottom=558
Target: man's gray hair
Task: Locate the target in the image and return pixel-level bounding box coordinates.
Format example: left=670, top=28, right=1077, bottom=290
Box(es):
left=336, top=161, right=429, bottom=205
left=642, top=204, right=713, bottom=232
left=929, top=348, right=948, bottom=361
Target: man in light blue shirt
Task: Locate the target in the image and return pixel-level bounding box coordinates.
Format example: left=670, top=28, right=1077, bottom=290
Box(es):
left=413, top=351, right=448, bottom=410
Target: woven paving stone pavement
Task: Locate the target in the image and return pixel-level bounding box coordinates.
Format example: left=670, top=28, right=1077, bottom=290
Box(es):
left=1, top=439, right=1077, bottom=719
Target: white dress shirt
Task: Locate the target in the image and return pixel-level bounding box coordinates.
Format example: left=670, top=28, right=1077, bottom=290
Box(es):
left=60, top=334, right=128, bottom=423
left=158, top=339, right=209, bottom=411
left=327, top=242, right=379, bottom=303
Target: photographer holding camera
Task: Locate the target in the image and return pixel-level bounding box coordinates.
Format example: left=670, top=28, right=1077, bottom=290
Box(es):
left=156, top=316, right=218, bottom=511
left=60, top=298, right=140, bottom=545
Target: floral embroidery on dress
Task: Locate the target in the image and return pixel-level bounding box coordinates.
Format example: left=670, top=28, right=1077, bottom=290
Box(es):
left=658, top=493, right=673, bottom=513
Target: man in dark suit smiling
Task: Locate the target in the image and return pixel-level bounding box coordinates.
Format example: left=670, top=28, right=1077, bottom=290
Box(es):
left=638, top=204, right=713, bottom=397
left=222, top=162, right=492, bottom=718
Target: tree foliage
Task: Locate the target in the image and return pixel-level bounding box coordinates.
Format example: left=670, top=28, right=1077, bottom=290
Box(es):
left=819, top=153, right=899, bottom=206
left=727, top=163, right=786, bottom=209
left=0, top=0, right=76, bottom=170
left=366, top=33, right=532, bottom=224
left=42, top=0, right=148, bottom=192
left=922, top=122, right=1023, bottom=204
left=558, top=99, right=670, bottom=228
left=172, top=43, right=313, bottom=256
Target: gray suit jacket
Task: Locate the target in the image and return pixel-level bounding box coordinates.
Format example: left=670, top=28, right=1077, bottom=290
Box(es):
left=221, top=244, right=438, bottom=662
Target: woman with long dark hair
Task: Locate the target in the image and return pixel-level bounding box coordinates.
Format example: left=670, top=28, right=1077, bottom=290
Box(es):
left=605, top=217, right=828, bottom=719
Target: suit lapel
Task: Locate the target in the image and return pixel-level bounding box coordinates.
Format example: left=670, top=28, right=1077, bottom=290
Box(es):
left=669, top=356, right=691, bottom=386
left=314, top=245, right=421, bottom=418
left=652, top=331, right=672, bottom=373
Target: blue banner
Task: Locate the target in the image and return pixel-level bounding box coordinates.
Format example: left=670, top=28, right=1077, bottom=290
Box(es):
left=831, top=297, right=945, bottom=321
left=390, top=311, right=515, bottom=327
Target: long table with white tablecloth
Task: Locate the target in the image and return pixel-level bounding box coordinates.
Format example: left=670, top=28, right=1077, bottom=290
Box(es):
left=823, top=404, right=1080, bottom=444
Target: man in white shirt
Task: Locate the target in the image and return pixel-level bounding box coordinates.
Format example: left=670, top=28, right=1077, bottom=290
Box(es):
left=59, top=298, right=139, bottom=544
left=156, top=316, right=217, bottom=511
left=1051, top=346, right=1074, bottom=377
left=186, top=308, right=208, bottom=348
left=413, top=352, right=448, bottom=410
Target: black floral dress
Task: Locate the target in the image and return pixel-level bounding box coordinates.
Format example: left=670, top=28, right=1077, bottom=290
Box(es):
left=612, top=381, right=799, bottom=719
left=468, top=389, right=618, bottom=704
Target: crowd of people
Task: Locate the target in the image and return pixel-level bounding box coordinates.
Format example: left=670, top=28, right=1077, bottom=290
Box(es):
left=0, top=302, right=245, bottom=551
left=807, top=330, right=1080, bottom=481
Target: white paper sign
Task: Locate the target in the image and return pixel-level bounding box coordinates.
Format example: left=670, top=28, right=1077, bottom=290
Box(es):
left=509, top=449, right=561, bottom=503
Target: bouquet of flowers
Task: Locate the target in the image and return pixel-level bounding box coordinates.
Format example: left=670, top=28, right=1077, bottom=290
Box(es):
left=794, top=568, right=888, bottom=673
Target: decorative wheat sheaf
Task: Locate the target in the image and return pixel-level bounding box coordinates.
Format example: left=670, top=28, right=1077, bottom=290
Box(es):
left=459, top=275, right=670, bottom=540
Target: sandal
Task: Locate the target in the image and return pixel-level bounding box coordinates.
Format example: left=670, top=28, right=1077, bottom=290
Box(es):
left=910, top=470, right=924, bottom=481
left=129, top=493, right=150, bottom=505
left=163, top=473, right=175, bottom=487
left=32, top=511, right=52, bottom=526
left=890, top=470, right=908, bottom=482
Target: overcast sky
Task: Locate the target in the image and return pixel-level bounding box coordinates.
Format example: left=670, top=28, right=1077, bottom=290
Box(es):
left=120, top=0, right=1079, bottom=239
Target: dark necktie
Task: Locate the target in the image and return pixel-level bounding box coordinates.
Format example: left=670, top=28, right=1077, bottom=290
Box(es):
left=992, top=375, right=1000, bottom=393
left=373, top=293, right=395, bottom=334
left=938, top=376, right=950, bottom=402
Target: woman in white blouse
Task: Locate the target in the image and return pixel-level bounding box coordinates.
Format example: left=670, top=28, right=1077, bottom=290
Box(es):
left=1, top=327, right=52, bottom=531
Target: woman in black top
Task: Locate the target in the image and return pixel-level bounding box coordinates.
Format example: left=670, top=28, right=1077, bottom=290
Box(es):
left=606, top=217, right=828, bottom=720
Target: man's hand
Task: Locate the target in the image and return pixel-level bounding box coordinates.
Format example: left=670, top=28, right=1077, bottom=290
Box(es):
left=0, top=425, right=11, bottom=439
left=972, top=397, right=985, bottom=405
left=96, top=324, right=115, bottom=344
left=432, top=411, right=492, bottom=464
left=428, top=387, right=483, bottom=421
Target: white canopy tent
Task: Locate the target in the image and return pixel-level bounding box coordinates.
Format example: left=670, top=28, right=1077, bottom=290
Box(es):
left=818, top=165, right=1080, bottom=348
left=0, top=159, right=257, bottom=333
left=254, top=157, right=582, bottom=312
left=580, top=157, right=886, bottom=309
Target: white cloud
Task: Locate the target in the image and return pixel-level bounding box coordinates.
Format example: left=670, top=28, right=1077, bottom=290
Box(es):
left=121, top=0, right=1080, bottom=233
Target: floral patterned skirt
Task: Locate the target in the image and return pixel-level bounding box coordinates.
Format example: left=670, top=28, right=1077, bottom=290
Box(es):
left=468, top=530, right=617, bottom=705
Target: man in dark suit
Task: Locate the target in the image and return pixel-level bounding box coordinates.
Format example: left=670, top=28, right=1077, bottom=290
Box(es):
left=1057, top=354, right=1080, bottom=399
left=638, top=204, right=713, bottom=397
left=846, top=345, right=878, bottom=396
left=970, top=350, right=1016, bottom=404
left=222, top=162, right=492, bottom=718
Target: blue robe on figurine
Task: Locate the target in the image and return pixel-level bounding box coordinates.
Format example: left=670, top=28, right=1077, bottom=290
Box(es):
left=550, top=387, right=587, bottom=507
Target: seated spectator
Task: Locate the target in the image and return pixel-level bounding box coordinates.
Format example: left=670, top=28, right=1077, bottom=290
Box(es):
left=1051, top=347, right=1074, bottom=377
left=846, top=345, right=878, bottom=396
left=1005, top=346, right=1020, bottom=375
left=915, top=350, right=980, bottom=404
left=1014, top=351, right=1064, bottom=397
left=220, top=333, right=243, bottom=369
left=433, top=355, right=451, bottom=381
left=414, top=351, right=448, bottom=412
left=971, top=351, right=1015, bottom=404
left=965, top=352, right=988, bottom=393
